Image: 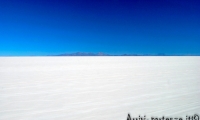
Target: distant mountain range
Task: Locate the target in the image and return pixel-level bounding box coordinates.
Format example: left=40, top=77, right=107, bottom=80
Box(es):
left=57, top=52, right=109, bottom=56
left=53, top=52, right=200, bottom=56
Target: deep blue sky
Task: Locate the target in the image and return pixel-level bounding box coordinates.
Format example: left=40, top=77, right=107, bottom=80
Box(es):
left=0, top=0, right=200, bottom=56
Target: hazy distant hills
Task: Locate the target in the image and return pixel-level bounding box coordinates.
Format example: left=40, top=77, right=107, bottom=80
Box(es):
left=57, top=52, right=109, bottom=56
left=57, top=52, right=139, bottom=56
left=54, top=52, right=199, bottom=56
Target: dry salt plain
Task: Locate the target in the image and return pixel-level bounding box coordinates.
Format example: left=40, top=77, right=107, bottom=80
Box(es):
left=0, top=57, right=200, bottom=120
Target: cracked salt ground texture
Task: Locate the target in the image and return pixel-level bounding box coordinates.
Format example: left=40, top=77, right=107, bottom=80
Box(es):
left=0, top=57, right=200, bottom=120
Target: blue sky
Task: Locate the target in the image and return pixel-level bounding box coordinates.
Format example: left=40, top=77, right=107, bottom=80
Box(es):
left=0, top=0, right=200, bottom=56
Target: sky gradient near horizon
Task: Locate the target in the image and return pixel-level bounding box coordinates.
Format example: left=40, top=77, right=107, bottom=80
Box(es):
left=0, top=0, right=200, bottom=56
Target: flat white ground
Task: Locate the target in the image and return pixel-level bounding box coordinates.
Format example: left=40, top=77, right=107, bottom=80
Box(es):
left=0, top=57, right=200, bottom=120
